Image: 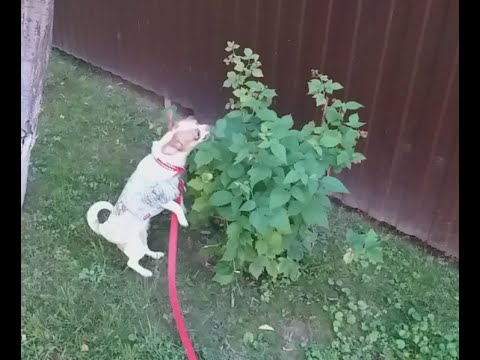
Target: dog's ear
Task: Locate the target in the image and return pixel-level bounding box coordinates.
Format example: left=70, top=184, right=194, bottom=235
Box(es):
left=161, top=135, right=183, bottom=155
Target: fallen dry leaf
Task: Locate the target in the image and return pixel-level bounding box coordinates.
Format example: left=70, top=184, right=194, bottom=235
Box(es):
left=258, top=324, right=275, bottom=331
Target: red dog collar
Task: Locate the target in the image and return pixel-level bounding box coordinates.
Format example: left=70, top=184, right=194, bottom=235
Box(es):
left=154, top=157, right=185, bottom=175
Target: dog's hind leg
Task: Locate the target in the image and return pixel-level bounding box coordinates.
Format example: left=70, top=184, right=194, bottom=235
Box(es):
left=123, top=241, right=152, bottom=278
left=139, top=228, right=165, bottom=260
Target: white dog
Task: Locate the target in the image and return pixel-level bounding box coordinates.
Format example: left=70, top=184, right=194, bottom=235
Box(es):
left=86, top=117, right=210, bottom=277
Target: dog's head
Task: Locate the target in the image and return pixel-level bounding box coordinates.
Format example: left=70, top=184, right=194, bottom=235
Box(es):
left=161, top=116, right=210, bottom=156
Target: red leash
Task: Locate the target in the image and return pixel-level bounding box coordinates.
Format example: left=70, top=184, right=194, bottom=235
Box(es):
left=161, top=157, right=199, bottom=360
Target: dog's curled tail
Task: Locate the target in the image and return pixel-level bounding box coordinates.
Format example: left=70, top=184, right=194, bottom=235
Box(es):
left=86, top=201, right=113, bottom=235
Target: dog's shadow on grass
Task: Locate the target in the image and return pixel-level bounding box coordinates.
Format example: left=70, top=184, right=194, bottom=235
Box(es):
left=147, top=215, right=212, bottom=274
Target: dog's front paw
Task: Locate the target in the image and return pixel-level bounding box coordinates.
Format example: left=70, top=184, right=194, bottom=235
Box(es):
left=178, top=217, right=189, bottom=227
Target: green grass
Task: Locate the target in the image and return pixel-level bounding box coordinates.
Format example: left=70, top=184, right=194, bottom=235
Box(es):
left=21, top=51, right=458, bottom=360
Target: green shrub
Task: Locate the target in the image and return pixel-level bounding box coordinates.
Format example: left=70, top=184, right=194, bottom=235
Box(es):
left=187, top=42, right=368, bottom=284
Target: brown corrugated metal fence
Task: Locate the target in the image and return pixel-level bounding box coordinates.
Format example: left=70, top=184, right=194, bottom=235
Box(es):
left=52, top=0, right=459, bottom=256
